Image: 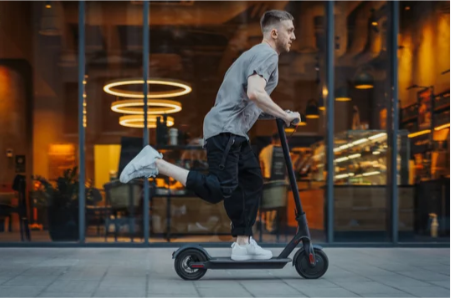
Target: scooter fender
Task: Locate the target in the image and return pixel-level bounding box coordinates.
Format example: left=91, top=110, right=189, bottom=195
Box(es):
left=172, top=244, right=212, bottom=260
left=292, top=244, right=324, bottom=266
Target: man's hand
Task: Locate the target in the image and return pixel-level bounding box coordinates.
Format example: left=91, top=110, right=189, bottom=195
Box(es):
left=284, top=111, right=301, bottom=127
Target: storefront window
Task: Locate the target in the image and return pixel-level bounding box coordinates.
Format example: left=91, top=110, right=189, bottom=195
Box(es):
left=397, top=1, right=450, bottom=242
left=82, top=1, right=146, bottom=243
left=0, top=2, right=80, bottom=242
left=331, top=1, right=393, bottom=242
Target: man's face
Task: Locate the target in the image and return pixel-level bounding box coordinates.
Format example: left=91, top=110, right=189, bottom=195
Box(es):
left=274, top=20, right=296, bottom=53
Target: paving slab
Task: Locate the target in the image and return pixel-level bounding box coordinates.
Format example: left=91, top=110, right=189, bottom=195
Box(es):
left=0, top=247, right=448, bottom=298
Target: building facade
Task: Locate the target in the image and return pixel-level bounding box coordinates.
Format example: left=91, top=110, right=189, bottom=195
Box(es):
left=0, top=1, right=449, bottom=246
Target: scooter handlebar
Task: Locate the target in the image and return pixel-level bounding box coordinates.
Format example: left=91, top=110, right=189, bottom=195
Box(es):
left=290, top=117, right=300, bottom=126
left=259, top=111, right=301, bottom=127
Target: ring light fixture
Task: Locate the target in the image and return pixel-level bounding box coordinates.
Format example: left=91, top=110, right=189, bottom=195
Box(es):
left=119, top=115, right=175, bottom=128
left=103, top=78, right=192, bottom=99
left=111, top=99, right=182, bottom=115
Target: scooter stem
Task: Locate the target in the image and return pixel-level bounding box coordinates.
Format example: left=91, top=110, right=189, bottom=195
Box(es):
left=275, top=119, right=304, bottom=215
left=276, top=119, right=316, bottom=266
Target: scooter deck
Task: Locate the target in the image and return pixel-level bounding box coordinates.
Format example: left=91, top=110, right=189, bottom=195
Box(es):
left=193, top=257, right=292, bottom=270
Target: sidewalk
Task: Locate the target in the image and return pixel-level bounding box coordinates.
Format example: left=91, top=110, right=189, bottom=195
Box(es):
left=0, top=247, right=449, bottom=297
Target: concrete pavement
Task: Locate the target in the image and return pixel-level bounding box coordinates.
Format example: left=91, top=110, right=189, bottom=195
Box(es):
left=0, top=247, right=449, bottom=297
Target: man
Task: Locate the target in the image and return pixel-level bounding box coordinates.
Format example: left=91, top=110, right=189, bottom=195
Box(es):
left=120, top=10, right=300, bottom=261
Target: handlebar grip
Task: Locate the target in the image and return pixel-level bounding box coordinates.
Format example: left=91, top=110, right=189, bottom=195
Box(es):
left=290, top=117, right=300, bottom=126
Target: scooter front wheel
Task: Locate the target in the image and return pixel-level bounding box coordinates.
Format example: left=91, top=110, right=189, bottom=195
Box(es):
left=294, top=247, right=329, bottom=279
left=174, top=249, right=208, bottom=280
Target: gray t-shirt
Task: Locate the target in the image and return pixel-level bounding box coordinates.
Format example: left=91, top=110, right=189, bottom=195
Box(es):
left=203, top=43, right=279, bottom=141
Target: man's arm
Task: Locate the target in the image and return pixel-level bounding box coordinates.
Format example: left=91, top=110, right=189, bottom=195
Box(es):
left=247, top=75, right=299, bottom=125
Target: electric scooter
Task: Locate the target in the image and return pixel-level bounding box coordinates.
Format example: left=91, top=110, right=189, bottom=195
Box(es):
left=172, top=115, right=329, bottom=280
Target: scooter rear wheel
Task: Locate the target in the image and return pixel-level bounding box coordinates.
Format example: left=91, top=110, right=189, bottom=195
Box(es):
left=174, top=249, right=207, bottom=280
left=294, top=247, right=329, bottom=279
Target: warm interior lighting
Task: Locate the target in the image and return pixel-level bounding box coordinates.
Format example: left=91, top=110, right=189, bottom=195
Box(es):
left=373, top=151, right=380, bottom=155
left=352, top=138, right=368, bottom=145
left=334, top=144, right=350, bottom=152
left=362, top=171, right=380, bottom=177
left=48, top=144, right=74, bottom=156
left=355, top=84, right=374, bottom=89
left=45, top=3, right=51, bottom=8
left=369, top=133, right=387, bottom=140
left=336, top=96, right=351, bottom=102
left=354, top=71, right=374, bottom=89
left=119, top=115, right=174, bottom=128
left=111, top=99, right=182, bottom=115
left=285, top=127, right=296, bottom=133
left=405, top=6, right=410, bottom=10
left=335, top=173, right=354, bottom=179
left=408, top=130, right=431, bottom=138
left=319, top=106, right=326, bottom=111
left=435, top=123, right=450, bottom=131
left=335, top=153, right=361, bottom=163
left=335, top=157, right=349, bottom=163
left=335, top=86, right=351, bottom=102
left=306, top=114, right=319, bottom=119
left=103, top=78, right=192, bottom=98
left=372, top=21, right=378, bottom=26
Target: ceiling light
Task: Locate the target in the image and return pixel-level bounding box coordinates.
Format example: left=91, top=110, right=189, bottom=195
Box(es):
left=354, top=71, right=374, bottom=89
left=408, top=130, right=431, bottom=138
left=435, top=123, right=450, bottom=131
left=119, top=115, right=175, bottom=128
left=104, top=78, right=192, bottom=99
left=111, top=99, right=182, bottom=115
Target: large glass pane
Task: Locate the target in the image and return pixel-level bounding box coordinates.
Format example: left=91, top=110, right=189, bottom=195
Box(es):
left=0, top=2, right=80, bottom=242
left=147, top=1, right=327, bottom=244
left=398, top=1, right=450, bottom=242
left=332, top=1, right=391, bottom=242
left=84, top=1, right=144, bottom=243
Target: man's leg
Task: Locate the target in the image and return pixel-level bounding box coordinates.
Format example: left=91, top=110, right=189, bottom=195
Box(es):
left=226, top=141, right=272, bottom=260
left=120, top=134, right=241, bottom=206
left=155, top=159, right=189, bottom=186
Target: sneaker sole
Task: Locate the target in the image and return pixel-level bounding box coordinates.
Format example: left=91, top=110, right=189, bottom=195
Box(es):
left=231, top=255, right=253, bottom=261
left=252, top=254, right=273, bottom=260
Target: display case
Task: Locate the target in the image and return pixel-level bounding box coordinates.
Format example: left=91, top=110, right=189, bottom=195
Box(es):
left=309, top=130, right=410, bottom=185
left=400, top=90, right=450, bottom=181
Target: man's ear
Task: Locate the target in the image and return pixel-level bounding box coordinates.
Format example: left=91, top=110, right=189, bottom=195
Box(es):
left=271, top=28, right=278, bottom=39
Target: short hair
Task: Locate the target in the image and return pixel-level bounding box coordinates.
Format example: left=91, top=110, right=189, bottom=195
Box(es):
left=260, top=10, right=294, bottom=34
left=272, top=133, right=280, bottom=141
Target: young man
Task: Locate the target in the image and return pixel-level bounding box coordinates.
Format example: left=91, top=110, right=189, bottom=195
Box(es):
left=120, top=10, right=300, bottom=261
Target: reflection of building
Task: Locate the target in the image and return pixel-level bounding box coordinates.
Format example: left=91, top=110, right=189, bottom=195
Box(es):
left=0, top=1, right=449, bottom=246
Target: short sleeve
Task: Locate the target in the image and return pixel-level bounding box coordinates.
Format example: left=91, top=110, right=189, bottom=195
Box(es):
left=246, top=51, right=278, bottom=82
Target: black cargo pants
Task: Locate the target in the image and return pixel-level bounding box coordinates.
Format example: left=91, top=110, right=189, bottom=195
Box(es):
left=186, top=133, right=263, bottom=237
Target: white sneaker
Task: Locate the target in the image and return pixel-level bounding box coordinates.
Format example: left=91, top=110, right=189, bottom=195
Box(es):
left=230, top=237, right=273, bottom=261
left=119, top=145, right=162, bottom=183
left=248, top=237, right=273, bottom=260
left=231, top=242, right=252, bottom=261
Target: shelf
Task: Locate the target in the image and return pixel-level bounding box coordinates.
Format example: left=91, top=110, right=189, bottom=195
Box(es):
left=156, top=145, right=204, bottom=150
